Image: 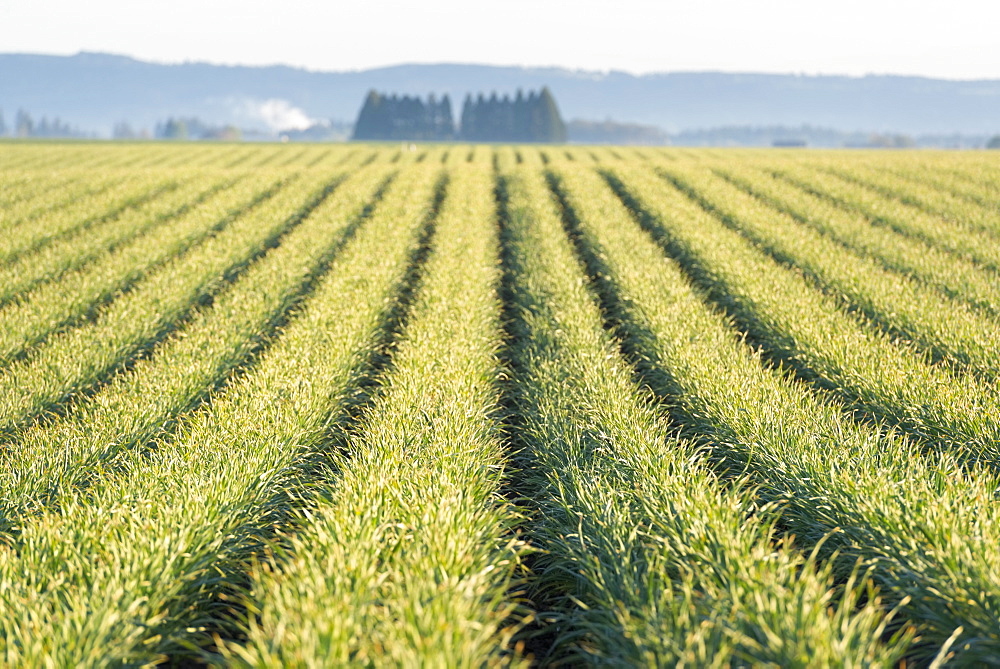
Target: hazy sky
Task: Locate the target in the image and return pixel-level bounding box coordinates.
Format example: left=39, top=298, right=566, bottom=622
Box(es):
left=4, top=0, right=1000, bottom=79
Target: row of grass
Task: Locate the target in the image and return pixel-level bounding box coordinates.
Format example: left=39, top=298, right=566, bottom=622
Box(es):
left=0, top=162, right=443, bottom=666
left=0, top=170, right=335, bottom=436
left=0, top=172, right=278, bottom=365
left=0, top=144, right=365, bottom=173
left=0, top=174, right=231, bottom=307
left=549, top=164, right=1000, bottom=663
left=222, top=161, right=527, bottom=667
left=657, top=163, right=1000, bottom=381
left=887, top=161, right=1000, bottom=211
left=0, top=171, right=176, bottom=264
left=0, top=163, right=395, bottom=535
left=817, top=161, right=1000, bottom=238
left=717, top=163, right=1000, bottom=320
left=775, top=164, right=1000, bottom=273
left=498, top=165, right=908, bottom=666
left=605, top=163, right=1000, bottom=465
left=4, top=146, right=1000, bottom=664
left=0, top=171, right=118, bottom=230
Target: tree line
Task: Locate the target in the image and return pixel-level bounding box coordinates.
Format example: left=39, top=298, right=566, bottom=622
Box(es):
left=352, top=87, right=566, bottom=142
left=0, top=109, right=88, bottom=138
left=352, top=92, right=455, bottom=141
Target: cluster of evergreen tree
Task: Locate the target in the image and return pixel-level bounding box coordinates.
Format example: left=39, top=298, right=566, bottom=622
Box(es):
left=352, top=92, right=454, bottom=140
left=459, top=88, right=566, bottom=142
left=351, top=87, right=566, bottom=142
left=154, top=117, right=241, bottom=140
left=0, top=109, right=87, bottom=138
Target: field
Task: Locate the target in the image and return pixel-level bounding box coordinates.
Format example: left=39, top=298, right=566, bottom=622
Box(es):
left=2, top=141, right=1000, bottom=666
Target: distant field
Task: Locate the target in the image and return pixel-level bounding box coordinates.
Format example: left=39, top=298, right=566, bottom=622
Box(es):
left=3, top=142, right=1000, bottom=666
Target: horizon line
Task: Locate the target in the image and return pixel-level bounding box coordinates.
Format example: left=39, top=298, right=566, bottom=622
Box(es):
left=5, top=49, right=1000, bottom=84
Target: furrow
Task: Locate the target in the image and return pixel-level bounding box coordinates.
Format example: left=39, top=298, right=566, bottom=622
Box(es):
left=549, top=163, right=1000, bottom=665
left=0, top=174, right=282, bottom=365
left=0, top=165, right=397, bottom=534
left=497, top=166, right=908, bottom=666
left=0, top=171, right=339, bottom=437
left=601, top=163, right=1000, bottom=468
left=222, top=162, right=528, bottom=667
left=0, top=164, right=444, bottom=666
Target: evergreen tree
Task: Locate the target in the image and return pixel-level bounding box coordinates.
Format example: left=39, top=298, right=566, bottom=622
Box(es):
left=352, top=90, right=455, bottom=140
left=352, top=90, right=384, bottom=140
left=457, top=87, right=566, bottom=143
left=534, top=87, right=567, bottom=143
left=437, top=94, right=454, bottom=139
left=474, top=94, right=487, bottom=141
left=15, top=109, right=33, bottom=138
left=513, top=90, right=529, bottom=141
left=498, top=94, right=514, bottom=141
left=486, top=92, right=500, bottom=140
left=0, top=110, right=6, bottom=137
left=460, top=94, right=475, bottom=140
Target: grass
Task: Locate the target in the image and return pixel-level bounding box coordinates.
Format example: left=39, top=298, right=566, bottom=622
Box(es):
left=1, top=143, right=1000, bottom=666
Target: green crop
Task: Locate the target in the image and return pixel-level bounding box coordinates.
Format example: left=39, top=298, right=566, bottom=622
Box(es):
left=1, top=142, right=999, bottom=666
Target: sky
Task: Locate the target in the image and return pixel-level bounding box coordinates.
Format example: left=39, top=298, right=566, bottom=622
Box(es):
left=3, top=0, right=1000, bottom=80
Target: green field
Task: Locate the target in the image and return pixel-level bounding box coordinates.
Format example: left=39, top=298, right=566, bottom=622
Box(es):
left=2, top=141, right=1000, bottom=666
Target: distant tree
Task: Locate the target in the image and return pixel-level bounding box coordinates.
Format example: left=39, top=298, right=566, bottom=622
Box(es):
left=460, top=94, right=476, bottom=140
left=202, top=124, right=241, bottom=141
left=457, top=87, right=565, bottom=142
left=988, top=135, right=1000, bottom=149
left=533, top=87, right=567, bottom=143
left=156, top=118, right=188, bottom=140
left=438, top=94, right=454, bottom=140
left=864, top=132, right=914, bottom=148
left=0, top=110, right=6, bottom=137
left=352, top=90, right=454, bottom=140
left=15, top=109, right=33, bottom=137
left=113, top=121, right=137, bottom=139
left=566, top=119, right=669, bottom=145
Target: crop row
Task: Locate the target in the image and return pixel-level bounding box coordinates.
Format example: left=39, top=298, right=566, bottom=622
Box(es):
left=497, top=164, right=906, bottom=665
left=2, top=145, right=1000, bottom=665
left=0, top=160, right=443, bottom=664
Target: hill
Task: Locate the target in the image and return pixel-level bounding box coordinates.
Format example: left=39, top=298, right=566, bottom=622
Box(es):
left=2, top=52, right=999, bottom=136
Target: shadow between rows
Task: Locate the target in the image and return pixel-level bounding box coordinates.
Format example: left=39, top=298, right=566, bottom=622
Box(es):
left=716, top=168, right=1000, bottom=332
left=165, top=173, right=449, bottom=665
left=0, top=175, right=400, bottom=539
left=0, top=175, right=339, bottom=452
left=660, top=167, right=995, bottom=385
left=622, top=168, right=1000, bottom=471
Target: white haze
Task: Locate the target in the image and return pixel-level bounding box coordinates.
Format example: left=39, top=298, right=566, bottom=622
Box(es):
left=241, top=98, right=317, bottom=132
left=5, top=0, right=1000, bottom=80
